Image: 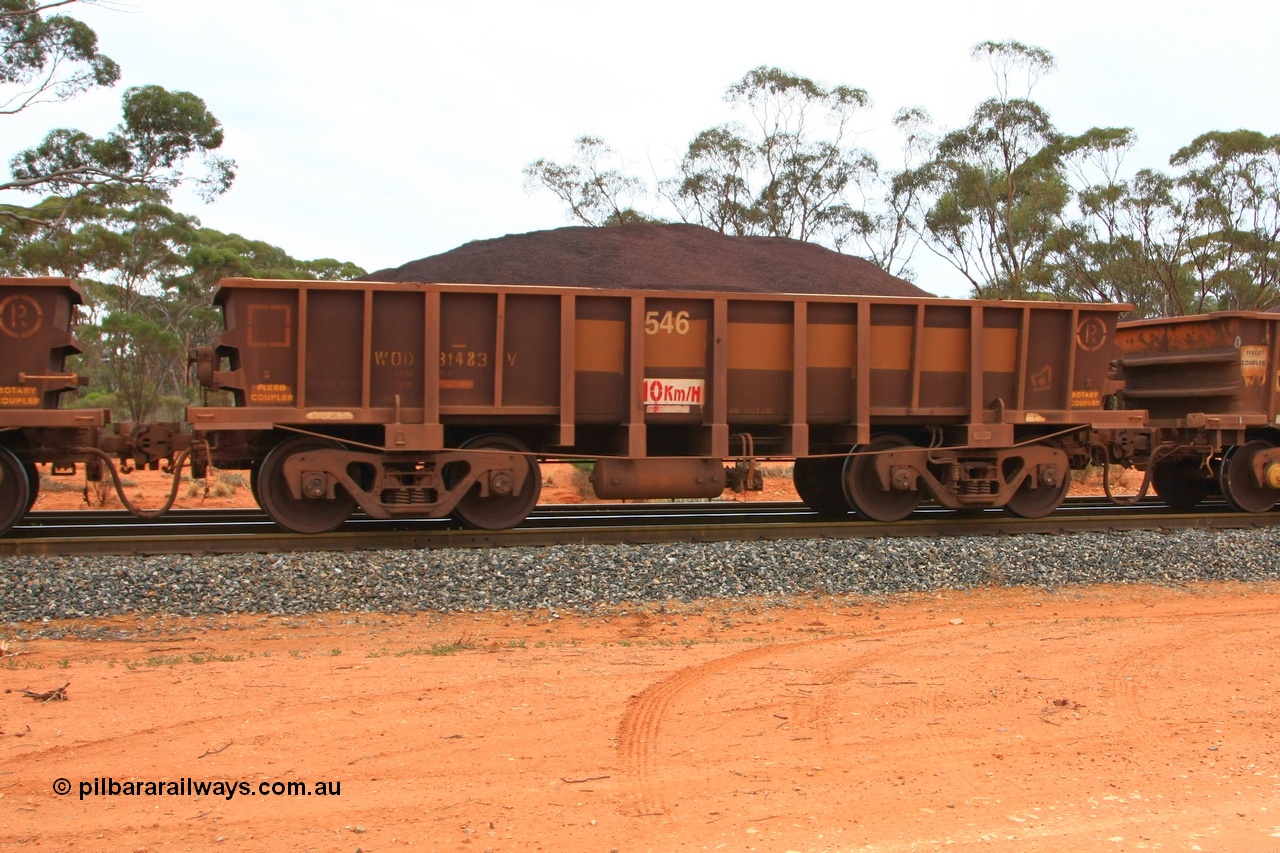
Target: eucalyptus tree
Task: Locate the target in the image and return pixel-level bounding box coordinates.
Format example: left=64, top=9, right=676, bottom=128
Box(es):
left=1047, top=129, right=1280, bottom=317
left=1169, top=130, right=1280, bottom=312
left=853, top=106, right=935, bottom=281
left=908, top=40, right=1068, bottom=299
left=1, top=1, right=234, bottom=230
left=523, top=136, right=654, bottom=227
left=1039, top=126, right=1166, bottom=313
left=667, top=66, right=878, bottom=245
left=1, top=0, right=119, bottom=117
left=526, top=67, right=885, bottom=261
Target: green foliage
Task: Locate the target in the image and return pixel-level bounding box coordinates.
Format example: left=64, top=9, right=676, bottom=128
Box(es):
left=667, top=66, right=878, bottom=247
left=1043, top=130, right=1178, bottom=315
left=2, top=2, right=234, bottom=232
left=968, top=40, right=1056, bottom=101
left=90, top=309, right=182, bottom=421
left=523, top=136, right=657, bottom=227
left=1167, top=130, right=1280, bottom=311
left=909, top=42, right=1070, bottom=299
left=1047, top=130, right=1280, bottom=315
left=1, top=0, right=120, bottom=113
left=182, top=229, right=368, bottom=283
left=6, top=83, right=235, bottom=217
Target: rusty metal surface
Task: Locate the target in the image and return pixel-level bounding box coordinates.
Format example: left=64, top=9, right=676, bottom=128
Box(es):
left=180, top=278, right=1146, bottom=518
left=590, top=457, right=726, bottom=499
left=194, top=278, right=1138, bottom=458
left=1117, top=312, right=1280, bottom=429
left=0, top=276, right=89, bottom=414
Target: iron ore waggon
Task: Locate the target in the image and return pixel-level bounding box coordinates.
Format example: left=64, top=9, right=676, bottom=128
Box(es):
left=1114, top=311, right=1280, bottom=513
left=0, top=276, right=201, bottom=535
left=0, top=277, right=108, bottom=533
left=187, top=278, right=1144, bottom=532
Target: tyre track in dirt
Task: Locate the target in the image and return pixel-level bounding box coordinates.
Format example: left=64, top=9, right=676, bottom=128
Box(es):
left=797, top=623, right=1029, bottom=767
left=1105, top=619, right=1280, bottom=772
left=615, top=636, right=845, bottom=816
left=614, top=622, right=991, bottom=816
left=615, top=608, right=1280, bottom=826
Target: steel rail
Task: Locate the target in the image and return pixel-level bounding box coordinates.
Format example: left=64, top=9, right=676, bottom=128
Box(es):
left=2, top=498, right=1275, bottom=557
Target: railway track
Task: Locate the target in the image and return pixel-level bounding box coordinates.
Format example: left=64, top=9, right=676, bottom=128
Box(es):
left=4, top=496, right=1278, bottom=557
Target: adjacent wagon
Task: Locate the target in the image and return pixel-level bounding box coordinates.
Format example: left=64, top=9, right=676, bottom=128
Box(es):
left=1115, top=312, right=1280, bottom=512
left=0, top=277, right=106, bottom=532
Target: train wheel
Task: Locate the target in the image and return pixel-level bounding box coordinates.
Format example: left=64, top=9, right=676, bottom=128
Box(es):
left=793, top=456, right=851, bottom=516
left=0, top=447, right=31, bottom=536
left=24, top=461, right=39, bottom=512
left=249, top=462, right=261, bottom=508
left=1150, top=458, right=1214, bottom=511
left=257, top=437, right=354, bottom=534
left=843, top=436, right=920, bottom=522
left=450, top=435, right=541, bottom=530
left=1219, top=441, right=1280, bottom=513
left=1004, top=447, right=1071, bottom=519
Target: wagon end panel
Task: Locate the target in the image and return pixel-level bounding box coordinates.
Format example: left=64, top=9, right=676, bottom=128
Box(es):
left=206, top=283, right=300, bottom=409
left=1068, top=307, right=1124, bottom=415
left=998, top=304, right=1133, bottom=430
left=0, top=276, right=88, bottom=413
left=1117, top=312, right=1280, bottom=429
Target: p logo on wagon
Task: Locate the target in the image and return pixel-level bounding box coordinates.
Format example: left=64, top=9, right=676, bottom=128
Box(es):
left=0, top=295, right=42, bottom=338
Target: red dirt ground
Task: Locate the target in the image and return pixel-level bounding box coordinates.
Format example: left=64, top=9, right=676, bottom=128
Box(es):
left=12, top=465, right=1256, bottom=852
left=4, top=584, right=1279, bottom=851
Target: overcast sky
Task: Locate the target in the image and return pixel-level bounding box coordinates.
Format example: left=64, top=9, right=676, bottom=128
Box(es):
left=7, top=0, right=1280, bottom=297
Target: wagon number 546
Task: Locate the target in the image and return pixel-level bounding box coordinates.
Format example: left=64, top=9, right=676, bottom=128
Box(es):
left=644, top=310, right=690, bottom=335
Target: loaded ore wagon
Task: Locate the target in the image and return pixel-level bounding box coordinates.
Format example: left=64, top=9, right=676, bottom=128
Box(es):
left=1115, top=312, right=1280, bottom=512
left=192, top=278, right=1144, bottom=532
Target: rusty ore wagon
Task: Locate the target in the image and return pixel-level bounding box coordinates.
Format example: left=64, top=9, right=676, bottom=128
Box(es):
left=0, top=277, right=108, bottom=533
left=1115, top=312, right=1280, bottom=512
left=186, top=278, right=1145, bottom=532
